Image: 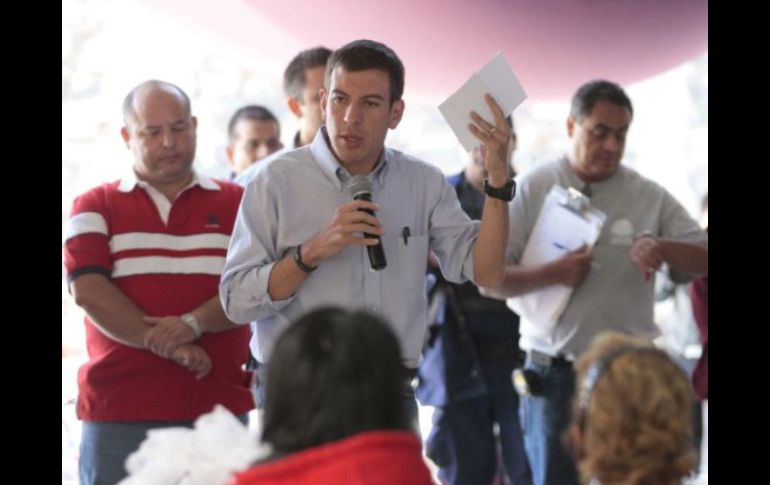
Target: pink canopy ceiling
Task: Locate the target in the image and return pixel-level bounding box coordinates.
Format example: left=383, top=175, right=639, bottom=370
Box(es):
left=150, top=0, right=708, bottom=101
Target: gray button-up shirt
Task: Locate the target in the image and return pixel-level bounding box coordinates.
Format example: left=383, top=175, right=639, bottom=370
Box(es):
left=220, top=129, right=480, bottom=367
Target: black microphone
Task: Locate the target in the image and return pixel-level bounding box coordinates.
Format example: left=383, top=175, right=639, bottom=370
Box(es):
left=348, top=175, right=387, bottom=270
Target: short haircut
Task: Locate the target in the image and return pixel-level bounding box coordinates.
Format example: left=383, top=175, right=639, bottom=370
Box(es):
left=570, top=79, right=633, bottom=122
left=325, top=39, right=404, bottom=105
left=227, top=105, right=280, bottom=141
left=283, top=46, right=333, bottom=102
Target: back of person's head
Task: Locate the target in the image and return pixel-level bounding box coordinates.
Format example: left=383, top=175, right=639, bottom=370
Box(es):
left=569, top=332, right=696, bottom=485
left=284, top=46, right=333, bottom=102
left=261, top=307, right=407, bottom=454
left=570, top=79, right=633, bottom=122
left=325, top=39, right=404, bottom=105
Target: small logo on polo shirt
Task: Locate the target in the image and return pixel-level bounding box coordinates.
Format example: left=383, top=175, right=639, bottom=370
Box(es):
left=205, top=213, right=220, bottom=228
left=609, top=219, right=633, bottom=245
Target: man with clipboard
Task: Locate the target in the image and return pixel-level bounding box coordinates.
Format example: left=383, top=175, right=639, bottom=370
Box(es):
left=481, top=80, right=708, bottom=485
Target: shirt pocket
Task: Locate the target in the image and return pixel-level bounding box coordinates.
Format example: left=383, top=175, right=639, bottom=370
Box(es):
left=382, top=233, right=430, bottom=292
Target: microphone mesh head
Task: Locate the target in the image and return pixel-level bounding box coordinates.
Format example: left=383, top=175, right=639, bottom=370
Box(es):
left=348, top=175, right=372, bottom=198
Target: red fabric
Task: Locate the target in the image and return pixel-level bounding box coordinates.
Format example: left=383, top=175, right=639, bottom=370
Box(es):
left=64, top=180, right=254, bottom=421
left=690, top=274, right=708, bottom=400
left=229, top=430, right=436, bottom=485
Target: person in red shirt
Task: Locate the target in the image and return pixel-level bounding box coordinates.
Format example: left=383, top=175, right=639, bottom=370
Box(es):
left=229, top=307, right=435, bottom=485
left=64, top=80, right=253, bottom=485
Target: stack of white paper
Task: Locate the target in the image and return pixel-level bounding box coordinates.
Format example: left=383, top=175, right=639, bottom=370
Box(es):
left=507, top=185, right=606, bottom=340
left=438, top=52, right=527, bottom=151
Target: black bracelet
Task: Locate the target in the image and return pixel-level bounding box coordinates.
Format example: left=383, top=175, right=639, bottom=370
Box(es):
left=293, top=245, right=317, bottom=273
left=482, top=178, right=516, bottom=202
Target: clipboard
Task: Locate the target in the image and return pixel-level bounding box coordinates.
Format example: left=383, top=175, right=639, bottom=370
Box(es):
left=507, top=185, right=606, bottom=340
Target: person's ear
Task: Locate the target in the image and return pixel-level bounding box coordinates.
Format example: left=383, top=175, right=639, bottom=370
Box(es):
left=287, top=96, right=303, bottom=119
left=388, top=99, right=405, bottom=129
left=567, top=116, right=576, bottom=138
left=319, top=89, right=328, bottom=123
left=120, top=126, right=131, bottom=149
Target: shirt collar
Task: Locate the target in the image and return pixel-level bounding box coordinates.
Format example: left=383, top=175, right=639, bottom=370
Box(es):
left=118, top=169, right=220, bottom=193
left=310, top=127, right=389, bottom=192
left=561, top=155, right=619, bottom=197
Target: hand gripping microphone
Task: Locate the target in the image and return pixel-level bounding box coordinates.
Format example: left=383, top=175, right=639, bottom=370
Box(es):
left=348, top=175, right=387, bottom=270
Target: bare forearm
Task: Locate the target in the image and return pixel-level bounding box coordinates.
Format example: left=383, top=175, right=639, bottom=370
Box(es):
left=483, top=262, right=564, bottom=298
left=191, top=295, right=241, bottom=333
left=468, top=93, right=512, bottom=288
left=267, top=251, right=310, bottom=301
left=661, top=239, right=708, bottom=275
left=473, top=196, right=509, bottom=287
left=70, top=274, right=148, bottom=348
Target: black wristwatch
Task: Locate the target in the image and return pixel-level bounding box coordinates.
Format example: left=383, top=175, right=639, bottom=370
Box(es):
left=293, top=244, right=317, bottom=273
left=483, top=178, right=516, bottom=202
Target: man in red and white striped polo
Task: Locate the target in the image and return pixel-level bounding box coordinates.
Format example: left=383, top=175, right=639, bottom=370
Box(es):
left=63, top=80, right=253, bottom=485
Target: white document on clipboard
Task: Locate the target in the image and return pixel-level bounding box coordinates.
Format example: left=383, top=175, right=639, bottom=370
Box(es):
left=507, top=185, right=606, bottom=340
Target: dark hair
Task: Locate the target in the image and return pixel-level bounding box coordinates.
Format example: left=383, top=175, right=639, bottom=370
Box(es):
left=261, top=307, right=407, bottom=453
left=570, top=79, right=633, bottom=122
left=325, top=39, right=404, bottom=105
left=227, top=105, right=280, bottom=141
left=123, top=80, right=191, bottom=125
left=283, top=46, right=333, bottom=102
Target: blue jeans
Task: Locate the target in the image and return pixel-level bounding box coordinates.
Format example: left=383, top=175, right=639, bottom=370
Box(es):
left=427, top=359, right=532, bottom=485
left=79, top=414, right=248, bottom=485
left=519, top=362, right=580, bottom=485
